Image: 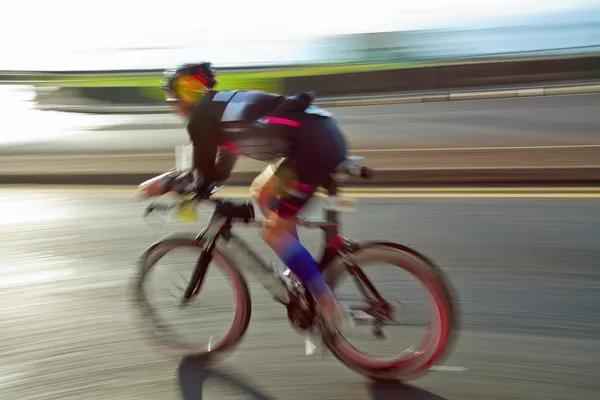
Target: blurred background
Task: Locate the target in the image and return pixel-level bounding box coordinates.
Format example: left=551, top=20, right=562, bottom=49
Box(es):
left=1, top=0, right=600, bottom=69
left=1, top=1, right=600, bottom=400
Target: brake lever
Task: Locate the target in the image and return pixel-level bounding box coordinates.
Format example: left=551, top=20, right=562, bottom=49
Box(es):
left=143, top=179, right=219, bottom=221
left=144, top=202, right=172, bottom=217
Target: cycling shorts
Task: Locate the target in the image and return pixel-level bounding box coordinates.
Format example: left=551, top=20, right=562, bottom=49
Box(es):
left=267, top=114, right=347, bottom=218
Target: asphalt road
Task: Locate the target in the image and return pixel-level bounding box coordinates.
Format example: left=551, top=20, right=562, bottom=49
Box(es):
left=1, top=185, right=599, bottom=400
left=2, top=89, right=600, bottom=155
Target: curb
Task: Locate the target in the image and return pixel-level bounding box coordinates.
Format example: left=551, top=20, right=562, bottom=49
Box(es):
left=321, top=83, right=600, bottom=107
left=2, top=146, right=598, bottom=185
left=33, top=83, right=600, bottom=114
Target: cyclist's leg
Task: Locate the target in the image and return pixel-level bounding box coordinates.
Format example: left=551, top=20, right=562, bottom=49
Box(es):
left=260, top=162, right=342, bottom=324
left=250, top=159, right=300, bottom=239
left=255, top=115, right=347, bottom=327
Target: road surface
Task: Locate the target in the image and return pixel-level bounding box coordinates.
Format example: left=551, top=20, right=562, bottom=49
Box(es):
left=1, top=185, right=599, bottom=400
left=1, top=86, right=599, bottom=155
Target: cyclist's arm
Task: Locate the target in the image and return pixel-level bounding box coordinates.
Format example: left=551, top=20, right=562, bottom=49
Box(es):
left=187, top=96, right=220, bottom=184
left=214, top=147, right=238, bottom=181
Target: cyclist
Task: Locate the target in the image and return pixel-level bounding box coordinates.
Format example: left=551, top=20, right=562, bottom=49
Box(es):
left=142, top=62, right=348, bottom=329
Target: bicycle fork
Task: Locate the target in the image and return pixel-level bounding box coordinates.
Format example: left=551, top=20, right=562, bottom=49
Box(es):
left=180, top=232, right=217, bottom=308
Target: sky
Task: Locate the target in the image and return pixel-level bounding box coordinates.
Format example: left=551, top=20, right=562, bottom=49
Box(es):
left=2, top=0, right=599, bottom=70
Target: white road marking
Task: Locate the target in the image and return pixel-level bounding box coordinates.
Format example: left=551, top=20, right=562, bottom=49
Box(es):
left=430, top=365, right=469, bottom=372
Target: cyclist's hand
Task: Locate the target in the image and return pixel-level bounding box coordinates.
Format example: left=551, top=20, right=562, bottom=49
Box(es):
left=194, top=181, right=216, bottom=199
left=169, top=170, right=195, bottom=194
left=170, top=170, right=215, bottom=198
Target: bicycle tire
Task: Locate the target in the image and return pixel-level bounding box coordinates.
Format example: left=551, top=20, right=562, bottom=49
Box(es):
left=321, top=241, right=460, bottom=381
left=131, top=233, right=253, bottom=361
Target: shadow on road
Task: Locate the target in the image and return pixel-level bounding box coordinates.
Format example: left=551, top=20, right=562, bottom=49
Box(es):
left=367, top=380, right=448, bottom=400
left=178, top=356, right=447, bottom=400
left=177, top=356, right=276, bottom=400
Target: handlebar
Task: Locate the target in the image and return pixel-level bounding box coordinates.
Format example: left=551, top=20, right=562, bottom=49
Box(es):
left=143, top=183, right=225, bottom=219
left=141, top=160, right=375, bottom=221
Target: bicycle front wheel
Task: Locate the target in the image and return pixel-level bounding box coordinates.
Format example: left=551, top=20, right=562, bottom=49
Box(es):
left=322, top=241, right=459, bottom=381
left=131, top=234, right=252, bottom=360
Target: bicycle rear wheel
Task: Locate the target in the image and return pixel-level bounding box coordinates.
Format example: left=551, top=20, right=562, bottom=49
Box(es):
left=322, top=241, right=459, bottom=381
left=131, top=234, right=252, bottom=360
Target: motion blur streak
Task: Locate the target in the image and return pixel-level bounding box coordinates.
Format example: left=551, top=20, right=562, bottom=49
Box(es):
left=0, top=187, right=598, bottom=399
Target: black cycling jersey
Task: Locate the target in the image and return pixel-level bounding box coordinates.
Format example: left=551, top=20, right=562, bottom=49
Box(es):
left=186, top=88, right=347, bottom=218
left=187, top=89, right=310, bottom=183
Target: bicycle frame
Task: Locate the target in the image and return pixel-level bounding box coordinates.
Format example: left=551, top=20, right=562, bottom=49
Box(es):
left=137, top=161, right=458, bottom=378
left=181, top=174, right=363, bottom=305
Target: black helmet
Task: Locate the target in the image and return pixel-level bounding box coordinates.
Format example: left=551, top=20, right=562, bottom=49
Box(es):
left=160, top=62, right=218, bottom=103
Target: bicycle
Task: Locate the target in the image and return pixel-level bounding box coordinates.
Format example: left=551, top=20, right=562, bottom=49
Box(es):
left=131, top=155, right=459, bottom=381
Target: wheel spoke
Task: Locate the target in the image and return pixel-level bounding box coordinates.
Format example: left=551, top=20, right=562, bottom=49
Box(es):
left=132, top=236, right=252, bottom=359
left=323, top=242, right=458, bottom=380
left=347, top=263, right=387, bottom=304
